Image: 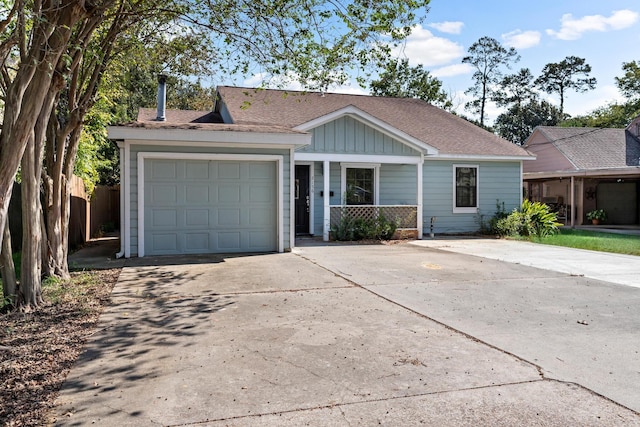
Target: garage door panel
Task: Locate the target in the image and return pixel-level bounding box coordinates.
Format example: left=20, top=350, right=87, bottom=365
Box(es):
left=249, top=186, right=274, bottom=203
left=152, top=209, right=177, bottom=227
left=218, top=208, right=241, bottom=226
left=185, top=233, right=209, bottom=251
left=218, top=232, right=241, bottom=250
left=186, top=186, right=209, bottom=203
left=151, top=185, right=178, bottom=203
left=185, top=209, right=209, bottom=227
left=152, top=233, right=178, bottom=252
left=249, top=208, right=274, bottom=226
left=150, top=160, right=177, bottom=179
left=249, top=231, right=275, bottom=249
left=185, top=161, right=209, bottom=179
left=218, top=162, right=240, bottom=179
left=218, top=185, right=241, bottom=202
left=144, top=159, right=277, bottom=255
left=249, top=163, right=275, bottom=179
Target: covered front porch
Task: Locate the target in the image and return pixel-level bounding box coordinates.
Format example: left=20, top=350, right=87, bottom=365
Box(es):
left=294, top=156, right=424, bottom=241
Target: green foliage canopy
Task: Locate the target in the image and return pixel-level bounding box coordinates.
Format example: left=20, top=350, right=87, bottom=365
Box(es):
left=369, top=58, right=451, bottom=109
left=534, top=56, right=596, bottom=115
left=615, top=60, right=640, bottom=100
left=190, top=0, right=431, bottom=90
left=494, top=100, right=563, bottom=145
left=462, top=36, right=520, bottom=125
left=492, top=68, right=537, bottom=108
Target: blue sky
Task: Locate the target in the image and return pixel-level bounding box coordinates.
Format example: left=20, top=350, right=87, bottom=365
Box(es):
left=241, top=1, right=640, bottom=125
left=415, top=0, right=640, bottom=122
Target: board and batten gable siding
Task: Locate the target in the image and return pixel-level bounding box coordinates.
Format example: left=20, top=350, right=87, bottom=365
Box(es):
left=127, top=143, right=291, bottom=256
left=302, top=116, right=422, bottom=236
left=423, top=160, right=522, bottom=234
left=301, top=116, right=421, bottom=156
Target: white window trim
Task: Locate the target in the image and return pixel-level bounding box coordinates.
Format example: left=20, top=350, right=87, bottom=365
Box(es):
left=340, top=163, right=380, bottom=205
left=452, top=164, right=479, bottom=214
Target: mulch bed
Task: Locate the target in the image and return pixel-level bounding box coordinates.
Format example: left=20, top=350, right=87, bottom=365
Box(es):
left=0, top=269, right=121, bottom=427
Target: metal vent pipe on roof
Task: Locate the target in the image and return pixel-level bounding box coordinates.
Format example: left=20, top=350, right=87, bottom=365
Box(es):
left=156, top=74, right=167, bottom=121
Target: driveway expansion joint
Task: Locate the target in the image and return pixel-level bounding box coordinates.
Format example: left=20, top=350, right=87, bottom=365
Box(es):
left=164, top=379, right=554, bottom=427
left=294, top=251, right=548, bottom=379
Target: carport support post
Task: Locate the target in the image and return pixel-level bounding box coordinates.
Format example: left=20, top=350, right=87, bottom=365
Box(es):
left=570, top=176, right=575, bottom=228
left=323, top=160, right=330, bottom=241
left=417, top=156, right=423, bottom=238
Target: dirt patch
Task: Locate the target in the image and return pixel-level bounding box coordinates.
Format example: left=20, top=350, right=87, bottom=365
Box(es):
left=0, top=269, right=120, bottom=426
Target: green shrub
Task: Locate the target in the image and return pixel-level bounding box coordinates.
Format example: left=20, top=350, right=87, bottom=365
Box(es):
left=495, top=200, right=561, bottom=238
left=481, top=200, right=509, bottom=234
left=522, top=200, right=562, bottom=237
left=495, top=210, right=523, bottom=236
left=332, top=214, right=397, bottom=241
left=332, top=214, right=357, bottom=241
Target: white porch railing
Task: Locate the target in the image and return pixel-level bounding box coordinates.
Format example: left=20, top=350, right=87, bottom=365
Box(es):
left=329, top=205, right=418, bottom=229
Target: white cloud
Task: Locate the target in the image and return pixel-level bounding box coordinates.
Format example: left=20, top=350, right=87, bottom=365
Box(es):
left=501, top=30, right=541, bottom=49
left=395, top=25, right=464, bottom=67
left=547, top=9, right=639, bottom=40
left=243, top=73, right=268, bottom=87
left=563, top=84, right=626, bottom=117
left=432, top=63, right=474, bottom=78
left=427, top=21, right=464, bottom=34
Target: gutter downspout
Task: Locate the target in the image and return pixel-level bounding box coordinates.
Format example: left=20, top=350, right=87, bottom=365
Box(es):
left=115, top=143, right=125, bottom=258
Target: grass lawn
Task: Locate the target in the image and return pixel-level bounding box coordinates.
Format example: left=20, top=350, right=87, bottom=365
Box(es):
left=527, top=228, right=640, bottom=256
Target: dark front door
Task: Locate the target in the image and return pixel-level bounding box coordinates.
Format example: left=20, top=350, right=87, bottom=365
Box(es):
left=295, top=165, right=310, bottom=235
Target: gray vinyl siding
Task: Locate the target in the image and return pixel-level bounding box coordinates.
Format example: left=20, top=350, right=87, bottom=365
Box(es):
left=423, top=160, right=522, bottom=235
left=301, top=116, right=420, bottom=156
left=379, top=164, right=418, bottom=205
left=128, top=143, right=291, bottom=256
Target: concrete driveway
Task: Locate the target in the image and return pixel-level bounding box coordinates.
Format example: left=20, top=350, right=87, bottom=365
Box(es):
left=55, top=242, right=640, bottom=425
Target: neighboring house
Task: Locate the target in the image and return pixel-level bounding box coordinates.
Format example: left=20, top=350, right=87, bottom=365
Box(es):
left=109, top=86, right=533, bottom=257
left=523, top=120, right=640, bottom=226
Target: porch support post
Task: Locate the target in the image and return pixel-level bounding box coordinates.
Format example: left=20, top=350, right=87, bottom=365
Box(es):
left=417, top=155, right=424, bottom=239
left=323, top=160, right=330, bottom=241
left=577, top=178, right=584, bottom=225
left=570, top=175, right=575, bottom=228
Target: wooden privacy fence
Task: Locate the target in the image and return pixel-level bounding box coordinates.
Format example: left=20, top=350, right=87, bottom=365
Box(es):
left=8, top=176, right=120, bottom=250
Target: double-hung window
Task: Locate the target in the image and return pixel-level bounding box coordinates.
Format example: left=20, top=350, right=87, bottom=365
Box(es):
left=341, top=164, right=379, bottom=205
left=453, top=165, right=478, bottom=213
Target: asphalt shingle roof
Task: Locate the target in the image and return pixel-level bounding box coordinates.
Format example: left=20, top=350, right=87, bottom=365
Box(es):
left=217, top=86, right=531, bottom=157
left=129, top=108, right=305, bottom=135
left=534, top=126, right=640, bottom=169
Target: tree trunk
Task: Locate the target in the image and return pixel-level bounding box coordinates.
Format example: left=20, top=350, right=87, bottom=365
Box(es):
left=40, top=202, right=52, bottom=278
left=0, top=0, right=87, bottom=252
left=44, top=172, right=70, bottom=279
left=17, top=77, right=57, bottom=309
left=1, top=216, right=17, bottom=306
left=18, top=133, right=43, bottom=310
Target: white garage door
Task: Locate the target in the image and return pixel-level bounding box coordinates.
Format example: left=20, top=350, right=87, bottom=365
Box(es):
left=144, top=158, right=277, bottom=255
